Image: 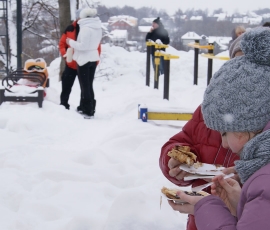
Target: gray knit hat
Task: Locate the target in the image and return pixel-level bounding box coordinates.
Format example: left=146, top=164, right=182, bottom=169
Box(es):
left=202, top=27, right=270, bottom=132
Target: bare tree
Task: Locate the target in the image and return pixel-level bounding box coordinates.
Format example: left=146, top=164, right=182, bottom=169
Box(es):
left=58, top=0, right=71, bottom=80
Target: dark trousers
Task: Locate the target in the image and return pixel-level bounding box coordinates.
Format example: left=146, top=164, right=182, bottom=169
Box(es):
left=77, top=61, right=97, bottom=114
left=151, top=55, right=164, bottom=76
left=60, top=65, right=77, bottom=108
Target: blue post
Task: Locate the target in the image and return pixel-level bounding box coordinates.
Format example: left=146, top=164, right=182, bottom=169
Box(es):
left=140, top=105, right=148, bottom=122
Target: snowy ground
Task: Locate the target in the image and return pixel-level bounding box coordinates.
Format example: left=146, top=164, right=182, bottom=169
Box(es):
left=0, top=44, right=227, bottom=230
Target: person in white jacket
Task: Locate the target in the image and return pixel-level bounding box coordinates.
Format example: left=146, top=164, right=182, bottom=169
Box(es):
left=66, top=8, right=102, bottom=118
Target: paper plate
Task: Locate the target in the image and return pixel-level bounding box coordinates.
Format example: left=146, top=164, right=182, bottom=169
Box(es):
left=180, top=162, right=225, bottom=176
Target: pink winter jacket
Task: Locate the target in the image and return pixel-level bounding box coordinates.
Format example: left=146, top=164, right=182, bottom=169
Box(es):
left=194, top=163, right=270, bottom=229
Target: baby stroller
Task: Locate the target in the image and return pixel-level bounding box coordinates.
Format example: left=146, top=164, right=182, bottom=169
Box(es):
left=0, top=58, right=49, bottom=108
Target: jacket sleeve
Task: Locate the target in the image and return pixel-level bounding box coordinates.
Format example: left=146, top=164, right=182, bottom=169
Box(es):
left=195, top=175, right=270, bottom=230
left=195, top=195, right=237, bottom=230
left=236, top=174, right=270, bottom=229
left=159, top=106, right=203, bottom=187
left=145, top=32, right=152, bottom=42
left=162, top=29, right=170, bottom=45
left=59, top=33, right=68, bottom=57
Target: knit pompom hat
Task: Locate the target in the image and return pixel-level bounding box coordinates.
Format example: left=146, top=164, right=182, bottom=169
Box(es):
left=80, top=8, right=97, bottom=19
left=153, top=17, right=161, bottom=25
left=202, top=27, right=270, bottom=132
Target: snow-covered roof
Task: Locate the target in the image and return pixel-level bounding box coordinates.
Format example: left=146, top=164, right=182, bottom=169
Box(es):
left=181, top=32, right=201, bottom=40
left=108, top=15, right=138, bottom=27
left=138, top=26, right=151, bottom=33
left=140, top=18, right=156, bottom=25
left=109, top=30, right=128, bottom=39
left=232, top=16, right=262, bottom=25
left=213, top=13, right=227, bottom=21
left=110, top=19, right=136, bottom=27
left=109, top=15, right=137, bottom=20
left=180, top=15, right=187, bottom=20
left=190, top=16, right=203, bottom=21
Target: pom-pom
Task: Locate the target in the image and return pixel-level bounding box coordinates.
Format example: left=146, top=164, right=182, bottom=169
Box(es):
left=240, top=27, right=270, bottom=65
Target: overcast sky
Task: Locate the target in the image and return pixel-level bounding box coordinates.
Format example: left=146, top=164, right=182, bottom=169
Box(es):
left=98, top=0, right=269, bottom=15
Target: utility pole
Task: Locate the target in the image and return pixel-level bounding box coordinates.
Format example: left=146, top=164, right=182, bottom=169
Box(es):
left=17, top=0, right=22, bottom=69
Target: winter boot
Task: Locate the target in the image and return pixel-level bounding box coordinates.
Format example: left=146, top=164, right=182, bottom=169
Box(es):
left=83, top=99, right=95, bottom=119
left=77, top=98, right=84, bottom=113
left=60, top=102, right=70, bottom=110
left=92, top=99, right=96, bottom=115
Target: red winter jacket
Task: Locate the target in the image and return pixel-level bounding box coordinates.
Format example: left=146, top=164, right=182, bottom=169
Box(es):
left=59, top=21, right=102, bottom=69
left=159, top=105, right=239, bottom=230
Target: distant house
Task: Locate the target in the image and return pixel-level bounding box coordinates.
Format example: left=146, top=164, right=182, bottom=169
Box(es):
left=214, top=13, right=228, bottom=21
left=108, top=15, right=138, bottom=41
left=232, top=17, right=249, bottom=24
left=180, top=15, right=187, bottom=21
left=109, top=29, right=128, bottom=48
left=181, top=32, right=201, bottom=46
left=108, top=15, right=138, bottom=31
left=190, top=16, right=203, bottom=21
left=232, top=16, right=262, bottom=25
left=139, top=18, right=156, bottom=26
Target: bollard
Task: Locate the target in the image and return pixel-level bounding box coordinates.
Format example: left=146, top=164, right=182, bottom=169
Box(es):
left=188, top=41, right=216, bottom=86
left=146, top=41, right=154, bottom=87
left=163, top=54, right=179, bottom=100
left=140, top=105, right=148, bottom=122
left=163, top=58, right=170, bottom=100
left=207, top=43, right=214, bottom=85
left=154, top=54, right=160, bottom=89
left=193, top=39, right=199, bottom=85
left=154, top=44, right=168, bottom=89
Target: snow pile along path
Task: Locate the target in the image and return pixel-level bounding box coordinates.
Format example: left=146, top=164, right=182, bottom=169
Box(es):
left=0, top=44, right=227, bottom=229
